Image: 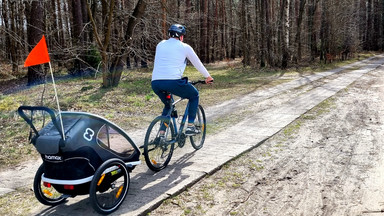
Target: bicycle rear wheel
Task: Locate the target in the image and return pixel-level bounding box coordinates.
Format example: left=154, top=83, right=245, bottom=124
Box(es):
left=144, top=116, right=175, bottom=172
left=190, top=105, right=206, bottom=150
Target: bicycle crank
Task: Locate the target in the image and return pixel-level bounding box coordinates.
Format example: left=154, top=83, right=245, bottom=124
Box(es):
left=178, top=133, right=186, bottom=148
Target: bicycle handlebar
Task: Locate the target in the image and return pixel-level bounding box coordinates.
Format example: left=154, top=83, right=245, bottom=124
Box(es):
left=190, top=80, right=213, bottom=85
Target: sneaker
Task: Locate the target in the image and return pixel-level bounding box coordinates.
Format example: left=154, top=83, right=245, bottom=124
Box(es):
left=185, top=125, right=199, bottom=136
left=155, top=134, right=166, bottom=144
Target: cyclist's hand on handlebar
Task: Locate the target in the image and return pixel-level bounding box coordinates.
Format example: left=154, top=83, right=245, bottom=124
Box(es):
left=205, top=76, right=214, bottom=84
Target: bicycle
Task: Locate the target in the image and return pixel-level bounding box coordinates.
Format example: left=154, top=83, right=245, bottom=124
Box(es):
left=143, top=79, right=209, bottom=172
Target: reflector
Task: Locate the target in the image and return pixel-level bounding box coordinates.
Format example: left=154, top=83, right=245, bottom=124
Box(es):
left=64, top=185, right=74, bottom=190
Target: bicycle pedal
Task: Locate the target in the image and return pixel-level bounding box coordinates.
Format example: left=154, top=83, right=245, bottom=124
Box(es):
left=185, top=133, right=196, bottom=137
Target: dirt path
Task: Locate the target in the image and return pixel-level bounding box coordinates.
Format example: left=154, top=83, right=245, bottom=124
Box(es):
left=149, top=64, right=384, bottom=215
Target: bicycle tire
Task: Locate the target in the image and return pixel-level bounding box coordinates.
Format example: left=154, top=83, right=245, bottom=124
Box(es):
left=33, top=164, right=67, bottom=206
left=89, top=158, right=130, bottom=215
left=190, top=105, right=206, bottom=150
left=143, top=116, right=175, bottom=172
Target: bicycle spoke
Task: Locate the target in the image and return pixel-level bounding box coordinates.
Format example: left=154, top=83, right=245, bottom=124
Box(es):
left=143, top=117, right=174, bottom=171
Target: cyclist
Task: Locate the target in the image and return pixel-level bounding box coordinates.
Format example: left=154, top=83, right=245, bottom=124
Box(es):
left=151, top=24, right=213, bottom=136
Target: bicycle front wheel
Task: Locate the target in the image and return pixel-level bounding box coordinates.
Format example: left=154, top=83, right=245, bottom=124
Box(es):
left=144, top=116, right=175, bottom=172
left=190, top=105, right=206, bottom=150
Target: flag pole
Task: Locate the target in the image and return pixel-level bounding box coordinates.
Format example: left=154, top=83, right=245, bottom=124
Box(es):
left=24, top=35, right=65, bottom=140
left=49, top=62, right=65, bottom=141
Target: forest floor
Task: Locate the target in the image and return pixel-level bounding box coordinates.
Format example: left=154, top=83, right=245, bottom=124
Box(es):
left=0, top=77, right=29, bottom=95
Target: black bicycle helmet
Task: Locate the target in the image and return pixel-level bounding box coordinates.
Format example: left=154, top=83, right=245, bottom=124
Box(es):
left=168, top=24, right=186, bottom=38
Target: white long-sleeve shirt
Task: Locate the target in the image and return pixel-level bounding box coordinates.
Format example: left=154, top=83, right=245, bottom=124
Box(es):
left=152, top=38, right=210, bottom=81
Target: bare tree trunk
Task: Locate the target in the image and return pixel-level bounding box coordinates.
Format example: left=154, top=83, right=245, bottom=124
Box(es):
left=294, top=0, right=306, bottom=63
left=71, top=0, right=86, bottom=75
left=162, top=0, right=167, bottom=39
left=212, top=0, right=218, bottom=62
left=7, top=1, right=20, bottom=74
left=81, top=0, right=89, bottom=43
left=372, top=0, right=380, bottom=51
left=50, top=0, right=60, bottom=66
left=207, top=1, right=212, bottom=63
left=366, top=0, right=373, bottom=50
left=50, top=0, right=58, bottom=44
left=26, top=0, right=46, bottom=86
left=279, top=0, right=290, bottom=68
left=240, top=0, right=250, bottom=66
left=265, top=0, right=273, bottom=66
left=110, top=0, right=147, bottom=86
left=228, top=0, right=236, bottom=59
left=307, top=0, right=319, bottom=61
left=63, top=0, right=71, bottom=46
left=200, top=0, right=209, bottom=63
left=2, top=1, right=11, bottom=63
left=259, top=0, right=266, bottom=67
left=382, top=0, right=384, bottom=50
left=320, top=0, right=329, bottom=63
left=220, top=0, right=227, bottom=60
left=86, top=0, right=114, bottom=87
left=55, top=0, right=65, bottom=66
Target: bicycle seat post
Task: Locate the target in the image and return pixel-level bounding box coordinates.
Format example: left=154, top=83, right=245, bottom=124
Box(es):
left=165, top=92, right=174, bottom=117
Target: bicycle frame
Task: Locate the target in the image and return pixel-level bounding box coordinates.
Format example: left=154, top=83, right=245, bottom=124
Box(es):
left=143, top=79, right=208, bottom=171
left=163, top=80, right=208, bottom=142
left=164, top=95, right=189, bottom=142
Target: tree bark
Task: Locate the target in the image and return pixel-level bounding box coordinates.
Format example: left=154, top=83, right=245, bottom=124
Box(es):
left=259, top=0, right=266, bottom=67
left=26, top=0, right=46, bottom=86
left=71, top=0, right=87, bottom=75
left=110, top=0, right=147, bottom=87
left=229, top=0, right=236, bottom=59
left=200, top=0, right=209, bottom=63
left=2, top=1, right=11, bottom=63
left=4, top=1, right=21, bottom=74
left=265, top=0, right=273, bottom=66
left=110, top=0, right=147, bottom=86
left=307, top=0, right=320, bottom=61
left=294, top=0, right=306, bottom=63
left=161, top=0, right=167, bottom=39
left=240, top=0, right=250, bottom=66
left=279, top=0, right=290, bottom=68
left=320, top=0, right=329, bottom=63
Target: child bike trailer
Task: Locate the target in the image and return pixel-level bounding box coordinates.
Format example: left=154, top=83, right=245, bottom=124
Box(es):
left=18, top=106, right=141, bottom=214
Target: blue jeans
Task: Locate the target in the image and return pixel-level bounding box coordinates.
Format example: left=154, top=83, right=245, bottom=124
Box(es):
left=152, top=79, right=199, bottom=124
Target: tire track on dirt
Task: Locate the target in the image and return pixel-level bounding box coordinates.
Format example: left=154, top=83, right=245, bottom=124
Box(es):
left=205, top=56, right=379, bottom=123
left=239, top=68, right=384, bottom=216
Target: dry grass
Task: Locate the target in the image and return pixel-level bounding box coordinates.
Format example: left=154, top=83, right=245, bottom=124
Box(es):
left=0, top=188, right=38, bottom=216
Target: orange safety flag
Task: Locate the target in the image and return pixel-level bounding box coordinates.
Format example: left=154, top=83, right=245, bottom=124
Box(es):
left=24, top=35, right=50, bottom=67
